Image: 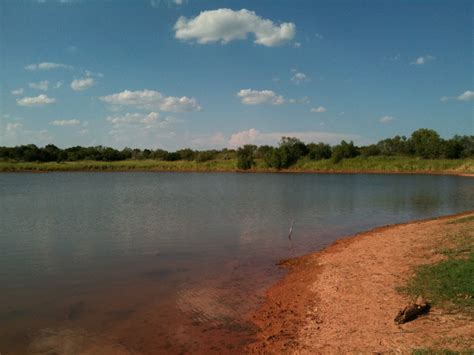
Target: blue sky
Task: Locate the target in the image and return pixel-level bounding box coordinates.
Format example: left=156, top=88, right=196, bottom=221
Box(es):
left=1, top=0, right=472, bottom=150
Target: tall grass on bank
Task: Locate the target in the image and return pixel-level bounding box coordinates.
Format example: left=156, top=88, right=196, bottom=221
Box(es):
left=0, top=156, right=473, bottom=173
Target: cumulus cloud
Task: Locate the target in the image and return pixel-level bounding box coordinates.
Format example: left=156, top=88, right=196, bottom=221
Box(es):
left=457, top=90, right=474, bottom=101
left=25, top=62, right=72, bottom=71
left=29, top=80, right=49, bottom=91
left=237, top=89, right=284, bottom=105
left=50, top=119, right=81, bottom=126
left=440, top=90, right=474, bottom=102
left=291, top=71, right=310, bottom=84
left=228, top=128, right=360, bottom=148
left=379, top=115, right=395, bottom=123
left=71, top=77, right=95, bottom=91
left=410, top=55, right=435, bottom=65
left=99, top=89, right=202, bottom=112
left=11, top=88, right=24, bottom=96
left=311, top=106, right=327, bottom=113
left=16, top=94, right=56, bottom=106
left=174, top=8, right=295, bottom=47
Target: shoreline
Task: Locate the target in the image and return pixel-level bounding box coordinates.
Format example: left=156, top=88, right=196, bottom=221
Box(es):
left=247, top=210, right=474, bottom=353
left=0, top=168, right=473, bottom=177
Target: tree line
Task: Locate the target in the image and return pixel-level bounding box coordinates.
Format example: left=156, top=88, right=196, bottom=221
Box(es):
left=0, top=129, right=472, bottom=169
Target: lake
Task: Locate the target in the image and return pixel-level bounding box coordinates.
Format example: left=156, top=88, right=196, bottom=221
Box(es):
left=0, top=172, right=473, bottom=354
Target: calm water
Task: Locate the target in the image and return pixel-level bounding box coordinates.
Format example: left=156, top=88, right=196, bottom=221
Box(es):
left=1, top=173, right=473, bottom=354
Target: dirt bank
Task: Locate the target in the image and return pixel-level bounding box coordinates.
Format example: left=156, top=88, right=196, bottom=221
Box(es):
left=248, top=212, right=474, bottom=354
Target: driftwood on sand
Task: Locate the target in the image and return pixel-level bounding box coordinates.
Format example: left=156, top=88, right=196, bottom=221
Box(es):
left=394, top=296, right=430, bottom=324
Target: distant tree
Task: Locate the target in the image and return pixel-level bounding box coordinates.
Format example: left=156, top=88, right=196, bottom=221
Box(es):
left=151, top=149, right=169, bottom=160
left=177, top=148, right=195, bottom=161
left=255, top=145, right=273, bottom=159
left=408, top=129, right=443, bottom=159
left=277, top=137, right=307, bottom=168
left=195, top=150, right=217, bottom=162
left=332, top=140, right=359, bottom=163
left=307, top=142, right=332, bottom=160
left=359, top=144, right=381, bottom=157
left=263, top=147, right=282, bottom=169
left=236, top=145, right=256, bottom=170
left=163, top=152, right=181, bottom=161
left=376, top=135, right=409, bottom=156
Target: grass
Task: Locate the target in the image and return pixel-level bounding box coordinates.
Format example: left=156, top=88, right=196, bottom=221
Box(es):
left=0, top=156, right=473, bottom=173
left=405, top=220, right=474, bottom=354
left=402, top=230, right=474, bottom=319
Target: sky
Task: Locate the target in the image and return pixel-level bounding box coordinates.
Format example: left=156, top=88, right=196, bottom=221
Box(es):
left=0, top=0, right=472, bottom=150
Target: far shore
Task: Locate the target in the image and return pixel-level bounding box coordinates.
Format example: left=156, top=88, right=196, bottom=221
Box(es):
left=247, top=211, right=474, bottom=353
left=1, top=157, right=473, bottom=176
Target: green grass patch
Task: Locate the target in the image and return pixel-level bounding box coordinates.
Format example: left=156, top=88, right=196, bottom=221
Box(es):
left=401, top=230, right=474, bottom=318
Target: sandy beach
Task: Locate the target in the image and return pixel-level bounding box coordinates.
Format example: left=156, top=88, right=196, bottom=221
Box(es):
left=248, top=211, right=474, bottom=354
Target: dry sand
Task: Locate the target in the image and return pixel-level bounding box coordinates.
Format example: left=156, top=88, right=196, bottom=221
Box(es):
left=248, top=211, right=474, bottom=354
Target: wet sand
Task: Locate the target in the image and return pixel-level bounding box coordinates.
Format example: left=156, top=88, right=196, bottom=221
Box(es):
left=247, top=211, right=474, bottom=353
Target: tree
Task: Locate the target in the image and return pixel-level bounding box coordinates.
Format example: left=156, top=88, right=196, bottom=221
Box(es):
left=177, top=148, right=195, bottom=161
left=236, top=145, right=256, bottom=170
left=332, top=140, right=359, bottom=163
left=277, top=137, right=307, bottom=168
left=376, top=135, right=409, bottom=156
left=307, top=143, right=332, bottom=160
left=408, top=129, right=443, bottom=159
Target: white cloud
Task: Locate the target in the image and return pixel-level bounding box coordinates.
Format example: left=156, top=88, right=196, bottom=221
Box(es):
left=174, top=8, right=295, bottom=47
left=410, top=55, right=435, bottom=65
left=11, top=88, right=24, bottom=96
left=71, top=77, right=95, bottom=91
left=457, top=90, right=474, bottom=101
left=50, top=119, right=81, bottom=126
left=315, top=33, right=324, bottom=39
left=237, top=89, right=284, bottom=105
left=293, top=42, right=301, bottom=48
left=379, top=115, right=395, bottom=124
left=25, top=62, right=72, bottom=71
left=291, top=71, right=310, bottom=84
left=99, top=89, right=202, bottom=112
left=228, top=128, right=360, bottom=148
left=16, top=94, right=56, bottom=106
left=311, top=106, right=327, bottom=113
left=440, top=90, right=474, bottom=102
left=29, top=80, right=49, bottom=91
left=106, top=112, right=161, bottom=126
left=54, top=81, right=63, bottom=89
